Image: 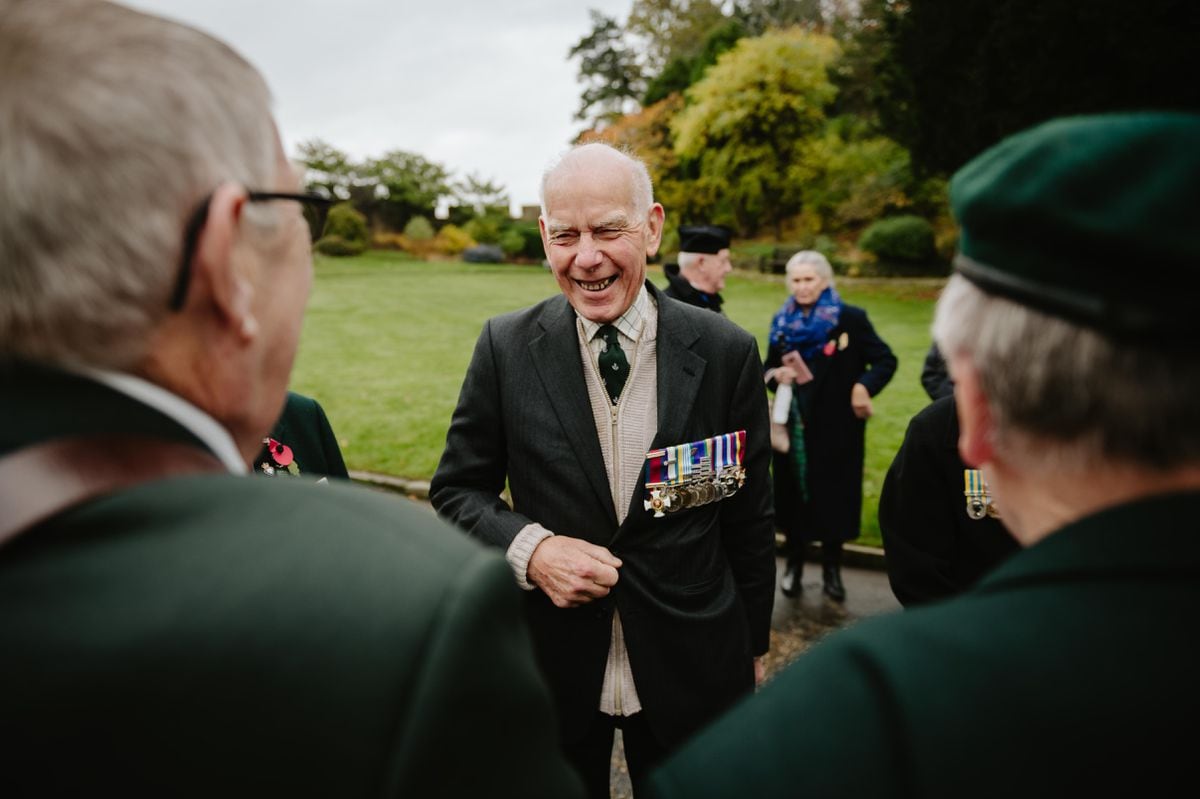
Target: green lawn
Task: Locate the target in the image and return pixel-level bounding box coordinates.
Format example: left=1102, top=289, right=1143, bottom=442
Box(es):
left=291, top=250, right=945, bottom=548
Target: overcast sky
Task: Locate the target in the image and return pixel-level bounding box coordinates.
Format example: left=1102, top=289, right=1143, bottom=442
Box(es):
left=124, top=0, right=634, bottom=211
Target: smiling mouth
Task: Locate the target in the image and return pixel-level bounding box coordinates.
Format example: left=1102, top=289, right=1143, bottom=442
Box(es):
left=577, top=275, right=618, bottom=292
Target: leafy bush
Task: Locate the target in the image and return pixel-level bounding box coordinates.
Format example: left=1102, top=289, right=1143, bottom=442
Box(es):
left=464, top=215, right=503, bottom=244
left=318, top=203, right=368, bottom=257
left=314, top=234, right=365, bottom=257
left=433, top=224, right=475, bottom=255
left=498, top=229, right=525, bottom=258
left=324, top=202, right=368, bottom=243
left=372, top=232, right=406, bottom=250
left=510, top=221, right=545, bottom=260
left=462, top=244, right=504, bottom=263
left=858, top=215, right=936, bottom=263
left=403, top=215, right=435, bottom=241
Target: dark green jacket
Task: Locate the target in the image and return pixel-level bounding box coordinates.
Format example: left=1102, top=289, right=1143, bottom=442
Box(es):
left=0, top=362, right=583, bottom=798
left=254, top=391, right=349, bottom=479
left=648, top=492, right=1200, bottom=798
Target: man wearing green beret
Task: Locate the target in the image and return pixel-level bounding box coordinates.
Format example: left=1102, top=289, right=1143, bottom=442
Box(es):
left=661, top=224, right=733, bottom=313
left=0, top=2, right=582, bottom=796
left=646, top=112, right=1200, bottom=797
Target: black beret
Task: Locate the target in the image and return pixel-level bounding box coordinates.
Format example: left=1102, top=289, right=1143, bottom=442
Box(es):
left=678, top=224, right=732, bottom=254
left=950, top=112, right=1200, bottom=342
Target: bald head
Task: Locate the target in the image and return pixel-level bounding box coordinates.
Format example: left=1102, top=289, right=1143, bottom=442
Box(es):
left=540, top=143, right=654, bottom=218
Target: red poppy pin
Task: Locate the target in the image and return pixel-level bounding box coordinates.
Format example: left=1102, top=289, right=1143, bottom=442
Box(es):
left=260, top=437, right=300, bottom=476
left=823, top=340, right=837, bottom=357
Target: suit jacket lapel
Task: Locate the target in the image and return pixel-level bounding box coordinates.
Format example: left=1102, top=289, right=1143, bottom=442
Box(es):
left=651, top=286, right=706, bottom=449
left=528, top=298, right=618, bottom=526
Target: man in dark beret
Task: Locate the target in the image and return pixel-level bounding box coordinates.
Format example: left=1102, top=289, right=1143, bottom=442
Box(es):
left=647, top=112, right=1200, bottom=798
left=661, top=224, right=733, bottom=313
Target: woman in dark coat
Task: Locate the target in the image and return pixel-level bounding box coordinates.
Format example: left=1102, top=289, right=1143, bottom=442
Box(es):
left=766, top=252, right=896, bottom=601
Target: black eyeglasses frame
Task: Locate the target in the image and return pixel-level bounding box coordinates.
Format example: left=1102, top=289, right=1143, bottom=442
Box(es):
left=170, top=190, right=335, bottom=311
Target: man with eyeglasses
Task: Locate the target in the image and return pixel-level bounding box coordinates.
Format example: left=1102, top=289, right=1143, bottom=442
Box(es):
left=0, top=2, right=581, bottom=796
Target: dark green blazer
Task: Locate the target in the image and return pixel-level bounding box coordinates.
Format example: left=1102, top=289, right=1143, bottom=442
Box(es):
left=255, top=391, right=349, bottom=479
left=0, top=362, right=583, bottom=798
left=648, top=492, right=1200, bottom=798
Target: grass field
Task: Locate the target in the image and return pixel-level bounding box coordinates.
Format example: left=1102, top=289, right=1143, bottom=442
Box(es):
left=290, top=250, right=945, bottom=548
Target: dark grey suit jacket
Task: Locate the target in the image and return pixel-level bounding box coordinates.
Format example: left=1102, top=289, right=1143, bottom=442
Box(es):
left=431, top=282, right=775, bottom=749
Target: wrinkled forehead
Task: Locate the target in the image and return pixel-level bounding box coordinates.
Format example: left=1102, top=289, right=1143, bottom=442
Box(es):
left=544, top=153, right=639, bottom=216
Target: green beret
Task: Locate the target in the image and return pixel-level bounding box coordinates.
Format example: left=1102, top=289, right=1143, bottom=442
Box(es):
left=950, top=112, right=1200, bottom=341
left=679, top=224, right=732, bottom=254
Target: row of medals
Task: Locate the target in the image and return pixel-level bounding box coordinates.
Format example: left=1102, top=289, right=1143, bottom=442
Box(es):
left=646, top=465, right=747, bottom=516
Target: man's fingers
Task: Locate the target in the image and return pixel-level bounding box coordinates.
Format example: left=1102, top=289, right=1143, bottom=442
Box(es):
left=588, top=562, right=620, bottom=588
left=580, top=542, right=622, bottom=569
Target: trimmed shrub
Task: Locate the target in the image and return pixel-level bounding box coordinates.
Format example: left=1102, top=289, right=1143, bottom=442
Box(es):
left=462, top=244, right=504, bottom=263
left=314, top=234, right=365, bottom=257
left=324, top=203, right=368, bottom=246
left=498, top=229, right=525, bottom=258
left=316, top=202, right=368, bottom=257
left=433, top=224, right=475, bottom=255
left=403, top=215, right=435, bottom=241
left=511, top=221, right=545, bottom=260
left=372, top=232, right=406, bottom=250
left=858, top=215, right=936, bottom=263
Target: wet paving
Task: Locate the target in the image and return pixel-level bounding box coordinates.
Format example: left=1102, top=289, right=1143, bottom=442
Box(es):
left=609, top=556, right=902, bottom=797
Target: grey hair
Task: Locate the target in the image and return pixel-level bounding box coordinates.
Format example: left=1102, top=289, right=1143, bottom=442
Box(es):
left=933, top=275, right=1200, bottom=469
left=677, top=251, right=702, bottom=271
left=539, top=142, right=654, bottom=217
left=785, top=250, right=835, bottom=287
left=0, top=0, right=278, bottom=369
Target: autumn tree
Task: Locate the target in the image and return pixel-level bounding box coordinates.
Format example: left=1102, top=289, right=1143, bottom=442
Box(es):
left=672, top=28, right=840, bottom=237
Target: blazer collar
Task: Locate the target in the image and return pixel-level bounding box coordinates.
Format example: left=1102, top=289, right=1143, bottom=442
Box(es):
left=649, top=282, right=706, bottom=448
left=527, top=283, right=711, bottom=525
left=529, top=297, right=617, bottom=525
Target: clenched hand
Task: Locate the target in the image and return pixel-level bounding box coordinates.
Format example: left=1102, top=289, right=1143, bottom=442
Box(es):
left=528, top=535, right=622, bottom=608
left=851, top=382, right=873, bottom=419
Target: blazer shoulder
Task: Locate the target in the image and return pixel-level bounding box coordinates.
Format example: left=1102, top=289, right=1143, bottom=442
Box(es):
left=486, top=294, right=569, bottom=339
left=661, top=295, right=756, bottom=349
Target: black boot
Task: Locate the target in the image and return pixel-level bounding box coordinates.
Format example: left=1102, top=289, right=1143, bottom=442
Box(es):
left=822, top=544, right=846, bottom=602
left=781, top=559, right=802, bottom=598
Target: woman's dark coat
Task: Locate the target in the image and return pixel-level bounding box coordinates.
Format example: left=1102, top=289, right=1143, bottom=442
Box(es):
left=767, top=304, right=896, bottom=544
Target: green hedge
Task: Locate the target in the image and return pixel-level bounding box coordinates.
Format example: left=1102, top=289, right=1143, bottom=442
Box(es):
left=858, top=215, right=936, bottom=263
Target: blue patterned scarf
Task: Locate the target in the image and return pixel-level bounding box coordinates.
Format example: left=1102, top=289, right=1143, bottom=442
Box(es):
left=769, top=286, right=843, bottom=361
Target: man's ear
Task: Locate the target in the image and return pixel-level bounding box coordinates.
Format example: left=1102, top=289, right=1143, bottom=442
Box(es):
left=645, top=203, right=665, bottom=257
left=193, top=182, right=257, bottom=341
left=951, top=355, right=995, bottom=468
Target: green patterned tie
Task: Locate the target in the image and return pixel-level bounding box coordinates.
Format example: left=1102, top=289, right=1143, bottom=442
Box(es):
left=597, top=324, right=629, bottom=404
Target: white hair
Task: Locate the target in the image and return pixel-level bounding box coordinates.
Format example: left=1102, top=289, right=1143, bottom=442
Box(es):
left=785, top=250, right=835, bottom=286
left=539, top=142, right=654, bottom=217
left=677, top=251, right=702, bottom=271
left=934, top=275, right=1200, bottom=469
left=0, top=0, right=278, bottom=369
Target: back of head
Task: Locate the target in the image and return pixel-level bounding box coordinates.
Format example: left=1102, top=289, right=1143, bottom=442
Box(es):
left=934, top=112, right=1200, bottom=470
left=0, top=0, right=276, bottom=370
